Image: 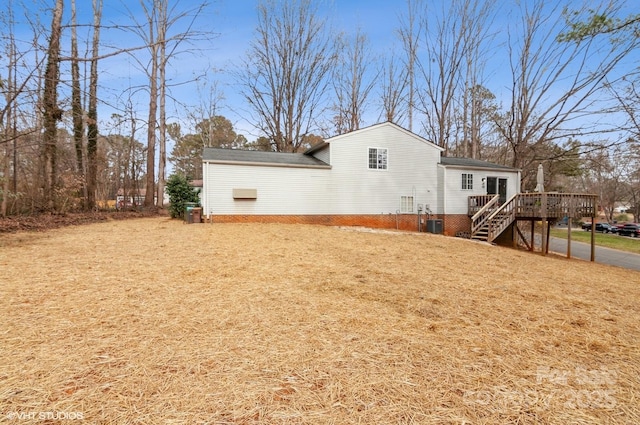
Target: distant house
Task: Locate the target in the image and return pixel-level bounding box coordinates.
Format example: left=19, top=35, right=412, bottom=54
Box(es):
left=189, top=179, right=203, bottom=204
left=201, top=122, right=521, bottom=235
left=116, top=187, right=171, bottom=208
left=116, top=187, right=146, bottom=209
left=613, top=204, right=630, bottom=214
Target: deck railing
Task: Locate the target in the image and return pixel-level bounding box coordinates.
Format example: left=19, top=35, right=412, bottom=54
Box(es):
left=469, top=193, right=597, bottom=219
left=471, top=194, right=500, bottom=236
left=487, top=194, right=518, bottom=242
left=468, top=194, right=499, bottom=216
left=513, top=193, right=597, bottom=218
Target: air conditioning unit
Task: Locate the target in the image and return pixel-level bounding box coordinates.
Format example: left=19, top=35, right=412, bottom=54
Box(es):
left=426, top=219, right=443, bottom=234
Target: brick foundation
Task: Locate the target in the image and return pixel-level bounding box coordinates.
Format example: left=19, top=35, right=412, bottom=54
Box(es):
left=206, top=214, right=472, bottom=235
left=442, top=214, right=472, bottom=237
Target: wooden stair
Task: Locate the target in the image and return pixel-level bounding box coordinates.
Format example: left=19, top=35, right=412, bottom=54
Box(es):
left=471, top=223, right=489, bottom=241
left=470, top=194, right=518, bottom=242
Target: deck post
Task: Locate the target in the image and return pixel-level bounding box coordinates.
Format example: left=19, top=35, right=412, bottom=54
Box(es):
left=567, top=216, right=572, bottom=259
left=545, top=220, right=551, bottom=254
left=591, top=199, right=596, bottom=262
left=541, top=193, right=548, bottom=256
left=540, top=217, right=549, bottom=255
left=567, top=196, right=573, bottom=259
left=530, top=220, right=535, bottom=252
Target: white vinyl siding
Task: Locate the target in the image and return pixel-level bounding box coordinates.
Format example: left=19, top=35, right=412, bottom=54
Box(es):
left=310, top=145, right=330, bottom=164
left=203, top=123, right=445, bottom=216
left=328, top=124, right=441, bottom=214
left=440, top=167, right=521, bottom=215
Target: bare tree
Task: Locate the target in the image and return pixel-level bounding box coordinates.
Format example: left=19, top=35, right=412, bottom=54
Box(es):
left=460, top=0, right=495, bottom=159
left=582, top=144, right=630, bottom=222
left=70, top=0, right=84, bottom=188
left=610, top=76, right=640, bottom=219
left=237, top=0, right=337, bottom=152
left=156, top=1, right=167, bottom=208
left=41, top=0, right=64, bottom=211
left=123, top=0, right=211, bottom=207
left=413, top=0, right=495, bottom=154
left=331, top=29, right=377, bottom=134
left=85, top=0, right=103, bottom=210
left=379, top=55, right=408, bottom=125
left=494, top=0, right=639, bottom=186
left=1, top=4, right=18, bottom=217
left=626, top=139, right=640, bottom=221
left=397, top=0, right=421, bottom=131
left=136, top=1, right=159, bottom=207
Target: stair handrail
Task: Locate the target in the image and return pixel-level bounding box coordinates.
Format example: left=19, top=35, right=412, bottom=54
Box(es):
left=487, top=193, right=519, bottom=242
left=471, top=194, right=500, bottom=235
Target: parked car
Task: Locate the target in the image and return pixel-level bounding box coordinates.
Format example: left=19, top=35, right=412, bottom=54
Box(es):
left=610, top=224, right=624, bottom=233
left=618, top=223, right=640, bottom=237
left=581, top=222, right=614, bottom=233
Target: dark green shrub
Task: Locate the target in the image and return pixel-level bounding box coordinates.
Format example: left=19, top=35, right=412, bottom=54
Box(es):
left=166, top=174, right=200, bottom=218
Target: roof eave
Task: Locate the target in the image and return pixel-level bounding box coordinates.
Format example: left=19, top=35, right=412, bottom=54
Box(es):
left=438, top=163, right=521, bottom=172
left=203, top=159, right=331, bottom=170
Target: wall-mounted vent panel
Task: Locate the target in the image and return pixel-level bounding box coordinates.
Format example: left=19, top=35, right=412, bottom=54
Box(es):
left=233, top=188, right=257, bottom=199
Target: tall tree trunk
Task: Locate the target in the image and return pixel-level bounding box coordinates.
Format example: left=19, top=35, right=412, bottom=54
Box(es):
left=143, top=0, right=158, bottom=208
left=70, top=0, right=85, bottom=207
left=145, top=47, right=157, bottom=207
left=1, top=145, right=9, bottom=217
left=399, top=0, right=420, bottom=131
left=42, top=0, right=64, bottom=211
left=2, top=8, right=16, bottom=217
left=86, top=0, right=102, bottom=210
left=157, top=0, right=167, bottom=207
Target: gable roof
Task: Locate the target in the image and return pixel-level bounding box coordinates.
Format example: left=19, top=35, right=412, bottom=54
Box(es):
left=202, top=147, right=330, bottom=169
left=306, top=122, right=444, bottom=152
left=440, top=156, right=519, bottom=171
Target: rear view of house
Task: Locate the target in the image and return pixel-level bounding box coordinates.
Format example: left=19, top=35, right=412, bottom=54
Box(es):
left=202, top=122, right=521, bottom=235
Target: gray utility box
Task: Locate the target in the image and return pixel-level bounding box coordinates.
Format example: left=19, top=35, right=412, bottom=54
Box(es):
left=426, top=219, right=443, bottom=234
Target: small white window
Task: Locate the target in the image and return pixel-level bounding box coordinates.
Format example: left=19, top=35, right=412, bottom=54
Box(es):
left=368, top=148, right=388, bottom=170
left=462, top=173, right=473, bottom=190
left=401, top=196, right=414, bottom=213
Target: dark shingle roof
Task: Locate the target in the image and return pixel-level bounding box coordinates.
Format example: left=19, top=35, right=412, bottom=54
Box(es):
left=440, top=156, right=518, bottom=171
left=202, top=147, right=330, bottom=168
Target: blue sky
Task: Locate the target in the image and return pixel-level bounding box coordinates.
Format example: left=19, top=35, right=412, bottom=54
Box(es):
left=4, top=0, right=638, bottom=146
left=72, top=0, right=409, bottom=140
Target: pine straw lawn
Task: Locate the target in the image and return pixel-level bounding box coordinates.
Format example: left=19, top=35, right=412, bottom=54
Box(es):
left=1, top=217, right=639, bottom=424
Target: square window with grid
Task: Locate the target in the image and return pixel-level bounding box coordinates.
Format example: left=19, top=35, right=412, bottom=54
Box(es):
left=368, top=148, right=387, bottom=170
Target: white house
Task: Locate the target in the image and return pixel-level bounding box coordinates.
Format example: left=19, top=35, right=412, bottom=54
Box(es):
left=202, top=122, right=521, bottom=235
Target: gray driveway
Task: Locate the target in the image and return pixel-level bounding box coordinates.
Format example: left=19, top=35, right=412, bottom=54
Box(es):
left=547, top=236, right=640, bottom=272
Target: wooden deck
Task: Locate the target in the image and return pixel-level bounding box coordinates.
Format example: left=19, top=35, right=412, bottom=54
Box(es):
left=468, top=193, right=598, bottom=260
left=468, top=193, right=597, bottom=220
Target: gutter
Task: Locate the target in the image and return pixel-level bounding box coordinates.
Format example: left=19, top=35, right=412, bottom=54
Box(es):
left=203, top=159, right=331, bottom=170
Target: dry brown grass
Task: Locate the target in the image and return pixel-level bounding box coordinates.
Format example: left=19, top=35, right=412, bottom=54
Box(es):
left=1, top=217, right=639, bottom=424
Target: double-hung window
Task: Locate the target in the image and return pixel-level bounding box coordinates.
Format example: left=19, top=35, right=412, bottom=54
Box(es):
left=368, top=148, right=388, bottom=170
left=400, top=196, right=414, bottom=213
left=462, top=173, right=473, bottom=190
